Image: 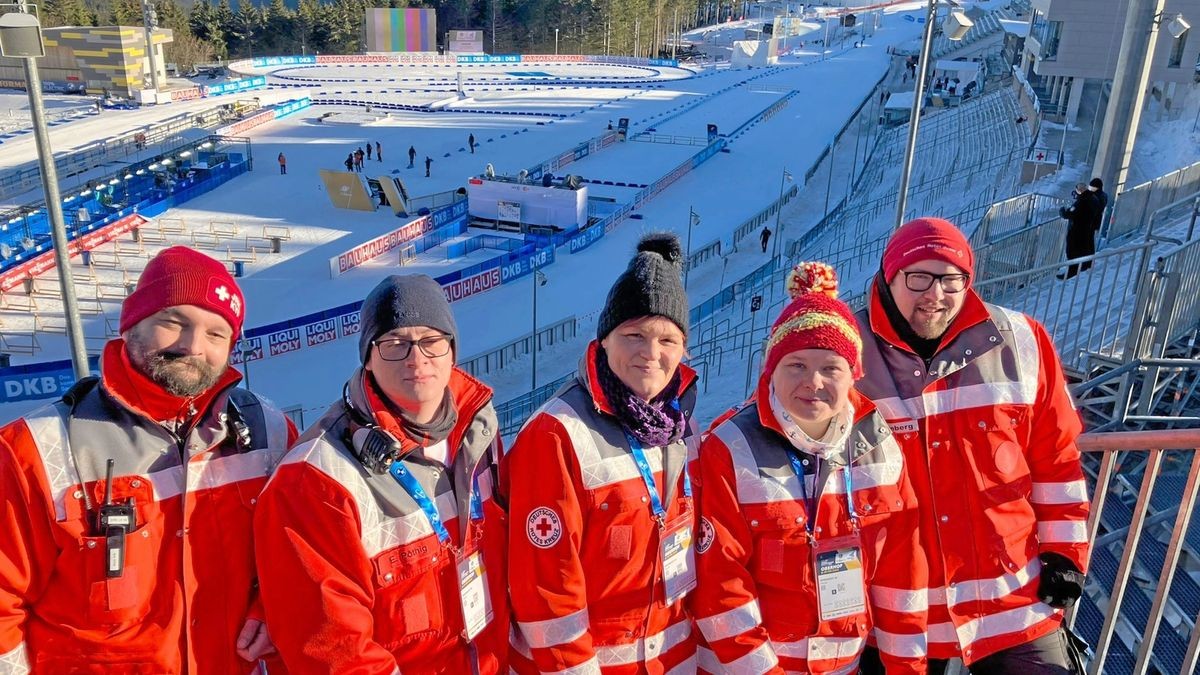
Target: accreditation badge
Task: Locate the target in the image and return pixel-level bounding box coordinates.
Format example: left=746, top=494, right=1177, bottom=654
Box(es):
left=457, top=550, right=493, bottom=641
left=660, top=514, right=697, bottom=605
left=814, top=535, right=867, bottom=622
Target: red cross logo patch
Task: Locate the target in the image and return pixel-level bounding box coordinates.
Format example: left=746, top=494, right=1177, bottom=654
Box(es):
left=697, top=517, right=715, bottom=555
left=526, top=507, right=562, bottom=549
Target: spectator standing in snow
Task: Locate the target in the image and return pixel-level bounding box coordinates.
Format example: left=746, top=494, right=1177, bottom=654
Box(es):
left=278, top=152, right=287, bottom=175
left=468, top=133, right=476, bottom=153
left=425, top=156, right=433, bottom=178
left=408, top=145, right=417, bottom=168
left=376, top=141, right=382, bottom=162
left=345, top=153, right=355, bottom=172
left=1088, top=178, right=1109, bottom=233
left=366, top=143, right=372, bottom=160
left=760, top=225, right=772, bottom=253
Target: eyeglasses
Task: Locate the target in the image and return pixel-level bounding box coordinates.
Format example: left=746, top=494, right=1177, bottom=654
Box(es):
left=901, top=270, right=970, bottom=293
left=372, top=334, right=452, bottom=361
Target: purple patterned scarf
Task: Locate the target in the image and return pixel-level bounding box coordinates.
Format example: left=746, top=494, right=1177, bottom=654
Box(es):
left=595, top=346, right=686, bottom=447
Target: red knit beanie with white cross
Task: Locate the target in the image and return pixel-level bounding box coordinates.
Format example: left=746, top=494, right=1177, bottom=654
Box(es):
left=120, top=246, right=245, bottom=339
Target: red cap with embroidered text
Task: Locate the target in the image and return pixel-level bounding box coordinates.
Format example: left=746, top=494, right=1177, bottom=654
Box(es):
left=882, top=217, right=974, bottom=283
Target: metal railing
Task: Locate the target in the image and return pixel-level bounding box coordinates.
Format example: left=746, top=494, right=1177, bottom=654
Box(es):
left=459, top=316, right=577, bottom=379
left=1072, top=428, right=1200, bottom=675
left=970, top=192, right=1064, bottom=246
left=1108, top=160, right=1200, bottom=243
left=973, top=242, right=1155, bottom=371
left=0, top=100, right=262, bottom=203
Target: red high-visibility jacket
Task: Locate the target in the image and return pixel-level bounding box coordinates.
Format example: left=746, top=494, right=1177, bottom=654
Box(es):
left=0, top=339, right=296, bottom=673
left=854, top=287, right=1089, bottom=663
left=254, top=368, right=509, bottom=674
left=501, top=342, right=700, bottom=674
left=692, top=385, right=928, bottom=675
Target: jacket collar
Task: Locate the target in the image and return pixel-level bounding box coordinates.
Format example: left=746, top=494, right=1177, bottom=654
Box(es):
left=349, top=366, right=494, bottom=461
left=100, top=339, right=241, bottom=427
left=867, top=280, right=992, bottom=355
left=578, top=340, right=698, bottom=417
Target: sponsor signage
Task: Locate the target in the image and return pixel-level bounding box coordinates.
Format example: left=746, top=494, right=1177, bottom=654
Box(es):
left=268, top=328, right=303, bottom=357
left=329, top=213, right=434, bottom=277
left=305, top=318, right=338, bottom=347
left=339, top=311, right=361, bottom=337
left=443, top=267, right=501, bottom=303
left=215, top=110, right=274, bottom=136
left=457, top=54, right=520, bottom=63
left=568, top=224, right=605, bottom=254
left=230, top=337, right=264, bottom=365
left=449, top=30, right=484, bottom=53
left=500, top=246, right=554, bottom=283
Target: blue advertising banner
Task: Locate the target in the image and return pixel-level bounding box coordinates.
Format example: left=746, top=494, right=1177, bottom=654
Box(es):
left=253, top=56, right=317, bottom=67
left=0, top=356, right=99, bottom=404
left=499, top=245, right=555, bottom=283
left=567, top=225, right=605, bottom=254
left=457, top=55, right=521, bottom=64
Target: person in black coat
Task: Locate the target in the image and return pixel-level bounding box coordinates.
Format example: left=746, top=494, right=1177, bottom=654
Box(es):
left=1088, top=177, right=1109, bottom=233
left=1059, top=183, right=1101, bottom=279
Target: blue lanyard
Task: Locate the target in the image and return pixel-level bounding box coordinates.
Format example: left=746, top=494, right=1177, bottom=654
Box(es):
left=388, top=462, right=451, bottom=545
left=624, top=432, right=691, bottom=523
left=787, top=452, right=858, bottom=538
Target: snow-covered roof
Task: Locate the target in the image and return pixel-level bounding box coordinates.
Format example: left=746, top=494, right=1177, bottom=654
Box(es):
left=934, top=60, right=981, bottom=78
left=999, top=19, right=1030, bottom=38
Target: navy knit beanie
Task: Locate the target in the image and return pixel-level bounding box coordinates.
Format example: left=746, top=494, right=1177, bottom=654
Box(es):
left=597, top=232, right=690, bottom=340
left=359, top=275, right=458, bottom=363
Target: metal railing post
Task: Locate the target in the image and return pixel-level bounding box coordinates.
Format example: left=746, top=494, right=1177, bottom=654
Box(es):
left=1132, top=451, right=1200, bottom=673
left=1088, top=448, right=1162, bottom=675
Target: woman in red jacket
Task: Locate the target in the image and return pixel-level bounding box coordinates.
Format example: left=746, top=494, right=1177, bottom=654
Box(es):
left=502, top=233, right=699, bottom=674
left=692, top=262, right=929, bottom=674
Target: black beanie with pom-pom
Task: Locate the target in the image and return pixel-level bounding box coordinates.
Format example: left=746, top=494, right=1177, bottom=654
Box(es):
left=597, top=232, right=690, bottom=340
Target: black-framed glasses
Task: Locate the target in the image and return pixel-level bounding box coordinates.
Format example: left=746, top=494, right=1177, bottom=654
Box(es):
left=372, top=334, right=452, bottom=361
left=901, top=270, right=970, bottom=293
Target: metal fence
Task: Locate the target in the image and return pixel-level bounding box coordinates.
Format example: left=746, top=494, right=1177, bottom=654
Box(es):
left=1072, top=429, right=1200, bottom=675
left=1108, top=160, right=1200, bottom=243
left=458, top=316, right=577, bottom=379
left=973, top=242, right=1155, bottom=371
left=970, top=192, right=1064, bottom=246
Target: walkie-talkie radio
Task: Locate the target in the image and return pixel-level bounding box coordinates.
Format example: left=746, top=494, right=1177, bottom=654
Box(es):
left=96, top=459, right=136, bottom=579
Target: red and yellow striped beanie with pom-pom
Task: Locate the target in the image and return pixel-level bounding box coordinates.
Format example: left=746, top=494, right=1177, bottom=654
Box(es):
left=763, top=261, right=864, bottom=379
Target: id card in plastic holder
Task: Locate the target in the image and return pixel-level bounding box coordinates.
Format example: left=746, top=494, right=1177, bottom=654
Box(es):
left=660, top=515, right=697, bottom=605
left=813, top=535, right=866, bottom=622
left=457, top=550, right=493, bottom=641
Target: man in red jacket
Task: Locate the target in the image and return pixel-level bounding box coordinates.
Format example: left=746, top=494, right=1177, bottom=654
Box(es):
left=255, top=274, right=508, bottom=674
left=0, top=245, right=296, bottom=673
left=856, top=218, right=1089, bottom=674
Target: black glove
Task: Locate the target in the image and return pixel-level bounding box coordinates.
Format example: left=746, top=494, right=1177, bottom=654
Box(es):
left=1038, top=552, right=1084, bottom=609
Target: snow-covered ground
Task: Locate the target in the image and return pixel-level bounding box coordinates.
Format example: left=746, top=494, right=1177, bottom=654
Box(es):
left=1, top=0, right=1197, bottom=429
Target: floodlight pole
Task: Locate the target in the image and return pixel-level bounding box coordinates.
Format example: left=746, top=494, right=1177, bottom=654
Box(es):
left=894, top=0, right=937, bottom=230
left=6, top=3, right=90, bottom=379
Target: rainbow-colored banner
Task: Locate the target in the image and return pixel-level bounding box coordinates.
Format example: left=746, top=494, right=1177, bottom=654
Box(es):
left=364, top=8, right=437, bottom=52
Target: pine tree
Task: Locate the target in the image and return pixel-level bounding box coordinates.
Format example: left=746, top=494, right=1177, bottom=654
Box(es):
left=264, top=0, right=295, bottom=53
left=43, top=0, right=96, bottom=27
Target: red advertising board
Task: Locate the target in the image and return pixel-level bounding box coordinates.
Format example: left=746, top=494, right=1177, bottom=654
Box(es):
left=170, top=87, right=203, bottom=102
left=0, top=213, right=149, bottom=293
left=216, top=110, right=275, bottom=136
left=328, top=213, right=434, bottom=277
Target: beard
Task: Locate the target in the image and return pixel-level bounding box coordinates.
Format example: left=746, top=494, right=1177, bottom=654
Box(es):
left=907, top=304, right=954, bottom=339
left=127, top=334, right=225, bottom=398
